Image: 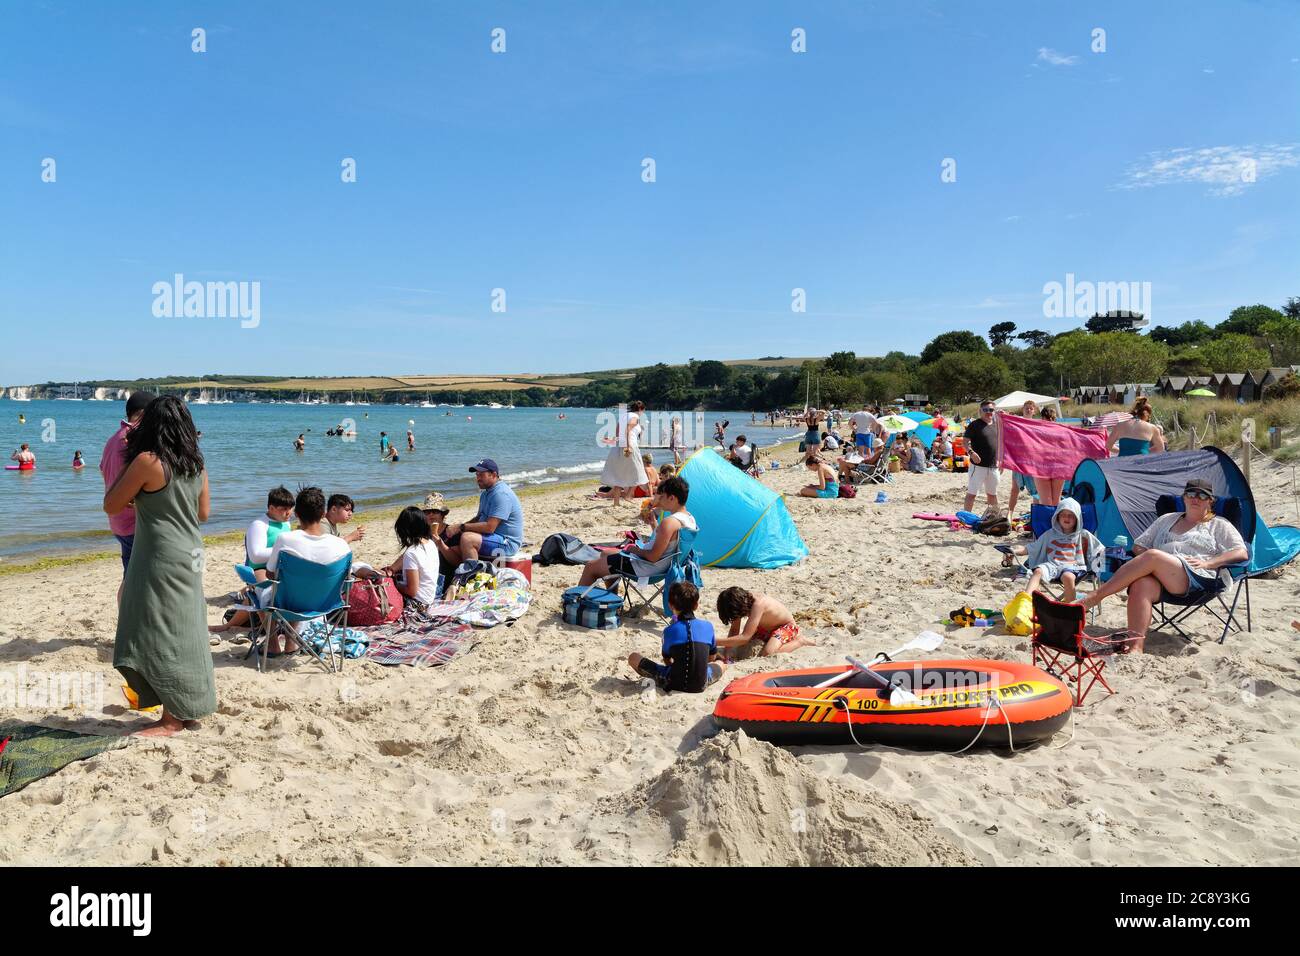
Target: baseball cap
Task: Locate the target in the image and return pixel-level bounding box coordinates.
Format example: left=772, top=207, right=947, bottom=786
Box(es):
left=1183, top=478, right=1215, bottom=498
left=421, top=492, right=448, bottom=513
left=125, top=391, right=156, bottom=416
left=468, top=458, right=499, bottom=474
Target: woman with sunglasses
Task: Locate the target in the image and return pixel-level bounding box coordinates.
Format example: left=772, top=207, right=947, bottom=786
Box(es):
left=1079, top=479, right=1248, bottom=652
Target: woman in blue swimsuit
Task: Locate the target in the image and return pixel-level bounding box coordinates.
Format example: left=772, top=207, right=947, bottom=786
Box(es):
left=1109, top=397, right=1166, bottom=457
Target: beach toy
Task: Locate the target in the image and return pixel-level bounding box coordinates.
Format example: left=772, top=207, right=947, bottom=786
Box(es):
left=714, top=658, right=1072, bottom=749
left=948, top=606, right=1001, bottom=628
left=121, top=685, right=161, bottom=713
left=875, top=491, right=888, bottom=503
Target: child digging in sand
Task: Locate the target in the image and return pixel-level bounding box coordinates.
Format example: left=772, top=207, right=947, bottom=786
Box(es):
left=715, top=586, right=814, bottom=657
left=628, top=582, right=725, bottom=692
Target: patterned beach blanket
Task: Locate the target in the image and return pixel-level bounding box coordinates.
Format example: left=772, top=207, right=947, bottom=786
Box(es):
left=364, top=617, right=476, bottom=667
left=432, top=586, right=532, bottom=627
left=0, top=723, right=129, bottom=799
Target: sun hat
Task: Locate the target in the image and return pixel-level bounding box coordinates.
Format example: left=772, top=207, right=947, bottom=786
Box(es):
left=421, top=492, right=448, bottom=513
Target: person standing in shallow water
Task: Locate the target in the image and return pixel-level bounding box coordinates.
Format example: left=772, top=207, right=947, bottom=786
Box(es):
left=104, top=395, right=215, bottom=737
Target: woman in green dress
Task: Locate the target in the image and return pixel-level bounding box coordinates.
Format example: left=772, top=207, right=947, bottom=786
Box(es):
left=104, top=396, right=215, bottom=737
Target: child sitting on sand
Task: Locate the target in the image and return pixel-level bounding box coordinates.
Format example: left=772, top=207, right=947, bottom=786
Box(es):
left=715, top=586, right=814, bottom=657
left=628, top=582, right=725, bottom=692
left=1022, top=497, right=1103, bottom=603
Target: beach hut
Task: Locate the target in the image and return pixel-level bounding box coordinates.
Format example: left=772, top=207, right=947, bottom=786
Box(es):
left=677, top=448, right=808, bottom=569
left=1161, top=376, right=1189, bottom=398
left=1215, top=373, right=1247, bottom=402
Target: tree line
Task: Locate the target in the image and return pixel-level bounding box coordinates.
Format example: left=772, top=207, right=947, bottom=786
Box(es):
left=558, top=298, right=1300, bottom=409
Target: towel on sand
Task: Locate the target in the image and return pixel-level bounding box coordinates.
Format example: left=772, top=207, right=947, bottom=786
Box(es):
left=0, top=723, right=128, bottom=798
left=364, top=618, right=475, bottom=667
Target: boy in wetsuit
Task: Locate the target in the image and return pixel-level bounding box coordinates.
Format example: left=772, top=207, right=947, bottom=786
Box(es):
left=628, top=582, right=725, bottom=693
left=715, top=586, right=814, bottom=657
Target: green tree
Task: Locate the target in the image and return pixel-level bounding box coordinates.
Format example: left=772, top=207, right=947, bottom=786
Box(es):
left=1265, top=372, right=1300, bottom=401
left=823, top=351, right=860, bottom=376
left=989, top=322, right=1017, bottom=346
left=920, top=352, right=1015, bottom=403
left=1261, top=317, right=1300, bottom=366
left=1283, top=297, right=1300, bottom=320
left=860, top=371, right=907, bottom=404
left=1050, top=330, right=1168, bottom=386
left=630, top=363, right=694, bottom=407
left=1085, top=312, right=1145, bottom=333
left=1016, top=329, right=1054, bottom=350
left=1149, top=321, right=1214, bottom=348
left=1196, top=333, right=1269, bottom=372
left=693, top=360, right=732, bottom=390
left=919, top=331, right=989, bottom=367
left=1218, top=304, right=1284, bottom=337
left=1166, top=348, right=1209, bottom=377
left=818, top=372, right=865, bottom=407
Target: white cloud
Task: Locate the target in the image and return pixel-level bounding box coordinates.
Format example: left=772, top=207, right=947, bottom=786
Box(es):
left=1202, top=67, right=1215, bottom=74
left=1002, top=215, right=1021, bottom=222
left=1116, top=144, right=1300, bottom=197
left=1036, top=47, right=1078, bottom=66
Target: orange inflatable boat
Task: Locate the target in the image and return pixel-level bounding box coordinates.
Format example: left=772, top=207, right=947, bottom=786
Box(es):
left=713, top=659, right=1071, bottom=749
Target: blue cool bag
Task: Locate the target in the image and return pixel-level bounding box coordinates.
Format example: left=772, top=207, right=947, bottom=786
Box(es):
left=561, top=586, right=623, bottom=630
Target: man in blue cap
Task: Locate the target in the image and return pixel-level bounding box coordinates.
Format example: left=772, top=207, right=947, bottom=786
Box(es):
left=440, top=458, right=525, bottom=563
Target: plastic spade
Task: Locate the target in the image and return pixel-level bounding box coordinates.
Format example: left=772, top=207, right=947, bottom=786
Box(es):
left=812, top=631, right=945, bottom=700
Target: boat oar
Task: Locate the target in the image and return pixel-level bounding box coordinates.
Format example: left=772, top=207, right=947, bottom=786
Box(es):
left=812, top=631, right=944, bottom=704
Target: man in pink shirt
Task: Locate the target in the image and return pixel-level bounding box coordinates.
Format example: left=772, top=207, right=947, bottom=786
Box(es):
left=101, top=391, right=155, bottom=592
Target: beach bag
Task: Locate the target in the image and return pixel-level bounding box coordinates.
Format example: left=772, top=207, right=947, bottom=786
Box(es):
left=660, top=549, right=703, bottom=616
left=1002, top=591, right=1035, bottom=636
left=561, top=586, right=623, bottom=630
left=837, top=483, right=857, bottom=499
left=534, top=532, right=601, bottom=566
left=975, top=515, right=1011, bottom=536
left=348, top=577, right=404, bottom=627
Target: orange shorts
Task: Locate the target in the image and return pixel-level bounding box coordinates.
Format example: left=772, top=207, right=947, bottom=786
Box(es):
left=757, top=622, right=800, bottom=646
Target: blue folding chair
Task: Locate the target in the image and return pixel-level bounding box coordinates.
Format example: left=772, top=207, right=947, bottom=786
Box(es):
left=1029, top=502, right=1098, bottom=539
left=252, top=552, right=354, bottom=672
left=1151, top=494, right=1253, bottom=644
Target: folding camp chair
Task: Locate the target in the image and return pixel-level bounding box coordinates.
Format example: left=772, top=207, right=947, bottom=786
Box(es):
left=611, top=526, right=701, bottom=622
left=228, top=562, right=274, bottom=627
left=999, top=547, right=1100, bottom=620
left=249, top=552, right=354, bottom=673
left=1150, top=494, right=1253, bottom=644
left=1030, top=592, right=1132, bottom=707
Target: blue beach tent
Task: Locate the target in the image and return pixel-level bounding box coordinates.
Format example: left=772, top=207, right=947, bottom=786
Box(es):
left=678, top=448, right=808, bottom=569
left=1067, top=447, right=1300, bottom=576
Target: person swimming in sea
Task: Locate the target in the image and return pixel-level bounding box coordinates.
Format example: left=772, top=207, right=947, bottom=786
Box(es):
left=72, top=450, right=85, bottom=469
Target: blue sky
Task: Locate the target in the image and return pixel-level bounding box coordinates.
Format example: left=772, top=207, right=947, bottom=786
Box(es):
left=2, top=0, right=1298, bottom=383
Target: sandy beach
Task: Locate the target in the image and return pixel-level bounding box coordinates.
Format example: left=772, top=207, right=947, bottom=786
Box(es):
left=2, top=443, right=1298, bottom=866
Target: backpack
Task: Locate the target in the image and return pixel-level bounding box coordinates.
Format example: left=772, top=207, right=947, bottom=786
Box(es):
left=348, top=576, right=404, bottom=627
left=660, top=549, right=703, bottom=616
left=534, top=532, right=602, bottom=566
left=838, top=483, right=857, bottom=499
left=975, top=515, right=1011, bottom=536
left=561, top=586, right=623, bottom=629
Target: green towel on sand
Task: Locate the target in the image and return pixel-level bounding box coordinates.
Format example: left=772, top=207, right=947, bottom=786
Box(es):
left=0, top=723, right=129, bottom=798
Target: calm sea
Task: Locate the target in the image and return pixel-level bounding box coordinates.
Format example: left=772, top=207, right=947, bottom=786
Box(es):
left=0, top=400, right=796, bottom=561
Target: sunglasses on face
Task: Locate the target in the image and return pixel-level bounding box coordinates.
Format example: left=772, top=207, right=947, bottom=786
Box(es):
left=1185, top=491, right=1214, bottom=501
left=980, top=408, right=994, bottom=414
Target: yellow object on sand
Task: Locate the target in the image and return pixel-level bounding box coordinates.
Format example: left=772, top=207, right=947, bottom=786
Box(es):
left=1002, top=591, right=1035, bottom=636
left=121, top=684, right=161, bottom=713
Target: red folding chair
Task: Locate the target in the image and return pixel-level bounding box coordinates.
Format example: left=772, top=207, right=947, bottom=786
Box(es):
left=1030, top=592, right=1132, bottom=707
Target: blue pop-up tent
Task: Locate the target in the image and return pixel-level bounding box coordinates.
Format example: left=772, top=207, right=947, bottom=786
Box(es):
left=678, top=448, right=808, bottom=568
left=1067, top=447, right=1300, bottom=575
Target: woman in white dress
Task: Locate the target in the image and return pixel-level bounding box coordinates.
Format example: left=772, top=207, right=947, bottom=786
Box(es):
left=601, top=400, right=645, bottom=505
